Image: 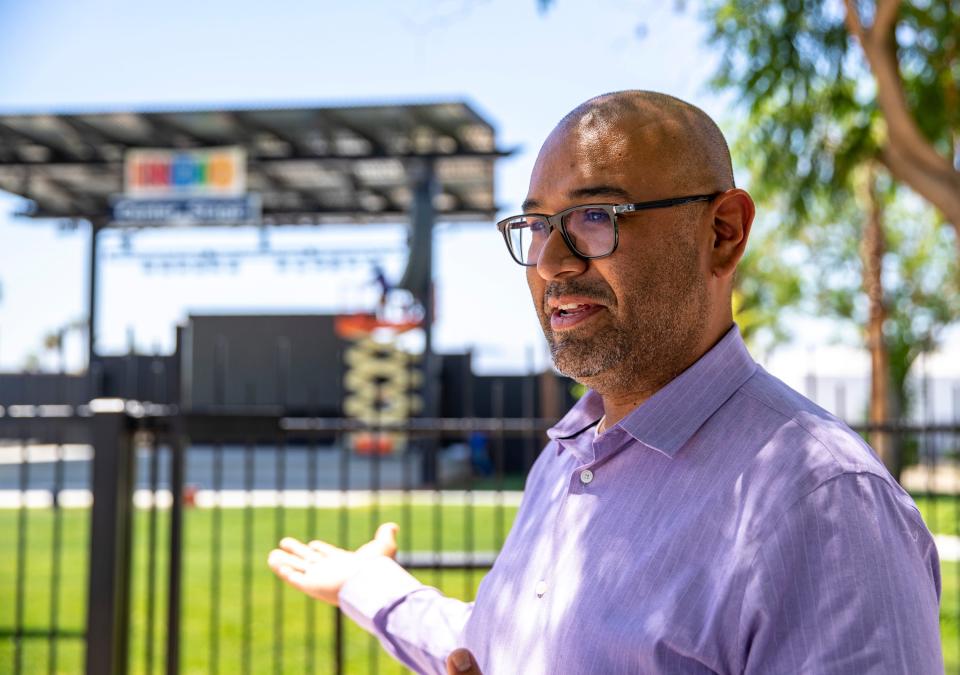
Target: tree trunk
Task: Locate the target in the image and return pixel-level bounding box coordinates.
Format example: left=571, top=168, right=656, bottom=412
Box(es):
left=860, top=164, right=897, bottom=476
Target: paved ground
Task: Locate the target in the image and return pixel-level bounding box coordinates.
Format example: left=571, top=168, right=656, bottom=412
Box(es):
left=902, top=463, right=960, bottom=495
left=936, top=534, right=960, bottom=562
left=0, top=443, right=474, bottom=491
left=5, top=445, right=959, bottom=564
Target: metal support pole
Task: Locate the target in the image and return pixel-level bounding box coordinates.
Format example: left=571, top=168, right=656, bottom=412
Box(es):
left=87, top=219, right=101, bottom=371
left=87, top=219, right=104, bottom=398
left=84, top=404, right=135, bottom=675
left=400, top=159, right=439, bottom=483
left=398, top=157, right=437, bottom=349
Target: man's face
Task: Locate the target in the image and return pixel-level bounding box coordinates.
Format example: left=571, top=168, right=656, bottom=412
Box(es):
left=523, top=117, right=712, bottom=391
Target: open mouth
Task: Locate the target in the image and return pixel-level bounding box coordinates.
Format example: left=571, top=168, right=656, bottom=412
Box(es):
left=557, top=303, right=593, bottom=317
left=550, top=302, right=605, bottom=330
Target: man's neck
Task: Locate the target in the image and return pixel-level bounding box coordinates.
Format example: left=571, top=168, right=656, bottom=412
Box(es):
left=597, top=386, right=661, bottom=429
left=591, top=321, right=735, bottom=429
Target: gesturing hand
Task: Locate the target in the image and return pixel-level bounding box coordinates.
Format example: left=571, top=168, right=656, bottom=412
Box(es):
left=267, top=522, right=399, bottom=606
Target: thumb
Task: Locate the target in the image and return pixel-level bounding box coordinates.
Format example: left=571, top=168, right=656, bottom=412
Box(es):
left=446, top=648, right=482, bottom=675
left=372, top=522, right=399, bottom=558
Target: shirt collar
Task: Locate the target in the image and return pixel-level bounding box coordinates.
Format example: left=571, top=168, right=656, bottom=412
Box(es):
left=547, top=388, right=604, bottom=443
left=546, top=325, right=757, bottom=459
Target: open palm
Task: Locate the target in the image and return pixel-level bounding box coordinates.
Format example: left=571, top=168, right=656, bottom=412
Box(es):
left=267, top=522, right=398, bottom=606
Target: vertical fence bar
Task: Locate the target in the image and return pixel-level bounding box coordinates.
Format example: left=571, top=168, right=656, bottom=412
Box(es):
left=333, top=604, right=344, bottom=675
left=492, top=379, right=506, bottom=550
left=209, top=337, right=228, bottom=675
left=370, top=384, right=382, bottom=675
left=335, top=426, right=349, bottom=675
left=920, top=354, right=937, bottom=536
left=804, top=348, right=817, bottom=401
left=49, top=370, right=67, bottom=674
left=523, top=349, right=537, bottom=479
left=403, top=353, right=415, bottom=581
left=402, top=438, right=412, bottom=564
left=209, top=442, right=223, bottom=675
left=833, top=382, right=846, bottom=422
left=144, top=355, right=165, bottom=675
left=401, top=419, right=414, bottom=673
left=47, top=440, right=65, bottom=675
left=305, top=437, right=318, bottom=675
left=462, top=351, right=475, bottom=599
left=13, top=440, right=28, bottom=675
left=273, top=435, right=286, bottom=675
left=953, top=385, right=960, bottom=669
left=273, top=337, right=289, bottom=675
left=242, top=439, right=254, bottom=675
left=144, top=435, right=161, bottom=675
left=85, top=408, right=136, bottom=675
left=165, top=423, right=185, bottom=675
left=432, top=430, right=443, bottom=589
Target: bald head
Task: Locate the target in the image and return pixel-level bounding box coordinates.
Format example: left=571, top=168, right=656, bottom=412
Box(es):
left=523, top=89, right=754, bottom=403
left=553, top=90, right=734, bottom=194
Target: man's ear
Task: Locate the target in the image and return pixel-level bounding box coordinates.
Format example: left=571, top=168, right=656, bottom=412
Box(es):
left=709, top=189, right=754, bottom=279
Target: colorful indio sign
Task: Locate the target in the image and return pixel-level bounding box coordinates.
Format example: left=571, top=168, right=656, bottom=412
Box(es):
left=124, top=147, right=246, bottom=197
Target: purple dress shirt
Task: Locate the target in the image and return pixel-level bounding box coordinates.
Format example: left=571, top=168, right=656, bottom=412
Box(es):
left=339, top=326, right=943, bottom=674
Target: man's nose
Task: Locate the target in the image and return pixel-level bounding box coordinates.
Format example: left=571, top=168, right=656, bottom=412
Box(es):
left=534, top=228, right=588, bottom=280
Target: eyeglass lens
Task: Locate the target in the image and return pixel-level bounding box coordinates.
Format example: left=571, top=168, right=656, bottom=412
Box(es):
left=506, top=206, right=614, bottom=264
left=563, top=207, right=614, bottom=256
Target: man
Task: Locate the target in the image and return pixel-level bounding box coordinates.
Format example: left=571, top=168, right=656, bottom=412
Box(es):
left=269, top=91, right=943, bottom=674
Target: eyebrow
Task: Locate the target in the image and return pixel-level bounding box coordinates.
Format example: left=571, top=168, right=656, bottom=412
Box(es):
left=521, top=185, right=632, bottom=213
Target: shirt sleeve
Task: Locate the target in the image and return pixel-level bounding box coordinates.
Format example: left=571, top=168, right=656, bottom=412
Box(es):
left=738, top=472, right=943, bottom=674
left=338, top=555, right=473, bottom=675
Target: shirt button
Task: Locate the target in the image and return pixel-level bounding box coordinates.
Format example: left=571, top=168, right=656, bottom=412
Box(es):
left=535, top=580, right=547, bottom=598
left=580, top=469, right=594, bottom=485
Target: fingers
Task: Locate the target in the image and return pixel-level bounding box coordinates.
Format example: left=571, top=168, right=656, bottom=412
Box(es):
left=279, top=537, right=320, bottom=560
left=374, top=522, right=399, bottom=558
left=308, top=539, right=340, bottom=556
left=272, top=560, right=306, bottom=585
left=267, top=549, right=314, bottom=597
left=267, top=549, right=308, bottom=573
left=446, top=648, right=482, bottom=675
left=274, top=526, right=395, bottom=561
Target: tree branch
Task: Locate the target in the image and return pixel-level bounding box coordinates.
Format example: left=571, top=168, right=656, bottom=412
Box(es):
left=842, top=0, right=866, bottom=42
left=844, top=0, right=960, bottom=228
left=854, top=1, right=945, bottom=174
left=872, top=0, right=902, bottom=36
left=879, top=144, right=960, bottom=255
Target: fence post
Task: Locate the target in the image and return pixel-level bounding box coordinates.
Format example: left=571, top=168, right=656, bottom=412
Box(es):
left=85, top=402, right=136, bottom=675
left=165, top=419, right=185, bottom=675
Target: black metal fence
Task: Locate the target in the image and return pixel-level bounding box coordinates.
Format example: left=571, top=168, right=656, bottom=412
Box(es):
left=2, top=406, right=960, bottom=674
left=0, top=400, right=550, bottom=675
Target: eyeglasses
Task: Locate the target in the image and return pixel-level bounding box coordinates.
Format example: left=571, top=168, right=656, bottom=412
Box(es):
left=496, top=193, right=721, bottom=266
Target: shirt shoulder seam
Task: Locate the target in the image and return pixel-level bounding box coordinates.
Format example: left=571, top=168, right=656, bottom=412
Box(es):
left=734, top=471, right=923, bottom=669
left=736, top=379, right=852, bottom=474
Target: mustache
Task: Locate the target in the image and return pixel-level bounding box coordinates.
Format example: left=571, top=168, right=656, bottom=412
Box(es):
left=543, top=280, right=615, bottom=308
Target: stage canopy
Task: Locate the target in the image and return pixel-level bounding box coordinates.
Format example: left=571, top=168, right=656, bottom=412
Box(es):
left=0, top=101, right=511, bottom=225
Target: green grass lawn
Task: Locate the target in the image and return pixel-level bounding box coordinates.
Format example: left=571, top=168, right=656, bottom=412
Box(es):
left=2, top=495, right=959, bottom=673
left=1, top=502, right=517, bottom=674
left=912, top=493, right=960, bottom=536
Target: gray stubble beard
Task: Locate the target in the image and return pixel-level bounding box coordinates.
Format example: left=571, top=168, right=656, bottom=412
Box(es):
left=538, top=266, right=708, bottom=396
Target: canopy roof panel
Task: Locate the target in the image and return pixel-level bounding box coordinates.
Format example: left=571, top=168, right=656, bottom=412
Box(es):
left=0, top=101, right=511, bottom=225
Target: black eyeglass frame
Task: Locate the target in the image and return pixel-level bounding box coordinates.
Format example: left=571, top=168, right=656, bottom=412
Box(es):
left=496, top=192, right=722, bottom=267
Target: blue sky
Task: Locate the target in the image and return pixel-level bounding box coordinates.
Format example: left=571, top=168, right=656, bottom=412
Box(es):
left=0, top=0, right=728, bottom=374
left=0, top=0, right=955, bottom=392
